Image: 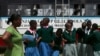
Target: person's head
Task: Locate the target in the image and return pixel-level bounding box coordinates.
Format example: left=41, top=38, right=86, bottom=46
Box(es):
left=82, top=22, right=87, bottom=29
left=7, top=14, right=21, bottom=27
left=91, top=23, right=98, bottom=31
left=40, top=20, right=44, bottom=27
left=42, top=17, right=50, bottom=26
left=29, top=20, right=37, bottom=30
left=56, top=28, right=63, bottom=37
left=65, top=22, right=72, bottom=32
left=86, top=20, right=92, bottom=28
left=67, top=19, right=73, bottom=27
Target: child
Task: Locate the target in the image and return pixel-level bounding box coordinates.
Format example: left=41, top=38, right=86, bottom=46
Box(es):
left=76, top=22, right=87, bottom=56
left=62, top=22, right=77, bottom=56
left=87, top=23, right=100, bottom=56
left=37, top=17, right=55, bottom=56
left=52, top=28, right=63, bottom=56
left=23, top=20, right=40, bottom=56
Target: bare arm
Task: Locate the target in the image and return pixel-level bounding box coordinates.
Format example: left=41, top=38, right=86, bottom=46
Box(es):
left=36, top=37, right=42, bottom=43
left=2, top=31, right=13, bottom=49
left=2, top=31, right=11, bottom=40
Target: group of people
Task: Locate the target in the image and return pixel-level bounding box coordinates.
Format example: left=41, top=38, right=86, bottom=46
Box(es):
left=1, top=14, right=100, bottom=56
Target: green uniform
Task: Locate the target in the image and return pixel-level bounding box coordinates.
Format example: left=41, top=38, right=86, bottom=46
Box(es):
left=62, top=28, right=78, bottom=56
left=87, top=30, right=100, bottom=51
left=4, top=26, right=24, bottom=56
left=24, top=30, right=37, bottom=47
left=76, top=28, right=88, bottom=43
left=62, top=28, right=76, bottom=43
left=53, top=35, right=63, bottom=53
left=37, top=26, right=55, bottom=43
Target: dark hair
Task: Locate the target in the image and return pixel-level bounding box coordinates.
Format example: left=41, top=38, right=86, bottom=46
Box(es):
left=92, top=23, right=98, bottom=29
left=82, top=22, right=86, bottom=28
left=29, top=20, right=37, bottom=27
left=67, top=19, right=73, bottom=26
left=40, top=20, right=43, bottom=27
left=56, top=28, right=63, bottom=34
left=65, top=22, right=71, bottom=27
left=86, top=20, right=92, bottom=24
left=56, top=28, right=63, bottom=37
left=43, top=17, right=50, bottom=23
left=7, top=14, right=21, bottom=24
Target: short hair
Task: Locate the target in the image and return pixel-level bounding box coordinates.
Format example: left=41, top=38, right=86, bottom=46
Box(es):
left=56, top=28, right=63, bottom=34
left=67, top=19, right=73, bottom=26
left=43, top=17, right=50, bottom=23
left=82, top=22, right=87, bottom=26
left=65, top=22, right=71, bottom=28
left=40, top=20, right=43, bottom=27
left=29, top=20, right=37, bottom=26
left=92, top=23, right=98, bottom=29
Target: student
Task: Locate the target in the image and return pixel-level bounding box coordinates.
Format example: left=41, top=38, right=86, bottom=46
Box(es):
left=85, top=20, right=94, bottom=56
left=62, top=22, right=77, bottom=56
left=37, top=17, right=55, bottom=56
left=87, top=23, right=100, bottom=56
left=23, top=20, right=40, bottom=56
left=40, top=20, right=43, bottom=28
left=76, top=22, right=87, bottom=56
left=52, top=28, right=63, bottom=56
left=85, top=20, right=92, bottom=35
left=2, top=14, right=24, bottom=56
